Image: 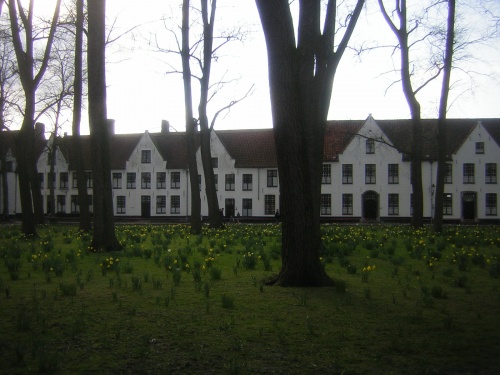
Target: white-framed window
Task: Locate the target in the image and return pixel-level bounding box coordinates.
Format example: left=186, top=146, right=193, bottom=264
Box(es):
left=126, top=173, right=136, bottom=189
left=365, top=164, right=376, bottom=184
left=156, top=195, right=166, bottom=214
left=141, top=150, right=151, bottom=163
left=112, top=173, right=122, bottom=189
left=264, top=195, right=275, bottom=215
left=342, top=194, right=353, bottom=215
left=117, top=196, right=126, bottom=214
left=322, top=164, right=331, bottom=184
left=242, top=198, right=252, bottom=217
left=157, top=172, right=166, bottom=189
left=388, top=193, right=399, bottom=215
left=366, top=139, right=375, bottom=154
left=475, top=142, right=484, bottom=154
left=444, top=163, right=452, bottom=184
left=267, top=170, right=278, bottom=187
left=485, top=163, right=497, bottom=184
left=141, top=172, right=151, bottom=189
left=60, top=172, right=68, bottom=189
left=388, top=164, right=399, bottom=184
left=321, top=194, right=331, bottom=215
left=485, top=193, right=497, bottom=216
left=171, top=195, right=180, bottom=214
left=225, top=174, right=235, bottom=191
left=170, top=171, right=180, bottom=189
left=342, top=164, right=353, bottom=184
left=443, top=194, right=453, bottom=215
left=463, top=163, right=475, bottom=184
left=242, top=174, right=253, bottom=191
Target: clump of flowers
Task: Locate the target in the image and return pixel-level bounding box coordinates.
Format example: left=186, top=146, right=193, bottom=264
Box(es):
left=361, top=264, right=376, bottom=282
left=100, top=256, right=120, bottom=275
left=242, top=251, right=258, bottom=270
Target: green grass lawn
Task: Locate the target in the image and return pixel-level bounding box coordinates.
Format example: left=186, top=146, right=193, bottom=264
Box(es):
left=1, top=223, right=499, bottom=374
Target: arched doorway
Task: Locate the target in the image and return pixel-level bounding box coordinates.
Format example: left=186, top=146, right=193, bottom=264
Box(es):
left=462, top=192, right=477, bottom=221
left=362, top=191, right=379, bottom=221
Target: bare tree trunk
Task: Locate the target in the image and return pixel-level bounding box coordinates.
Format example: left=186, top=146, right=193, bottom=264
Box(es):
left=8, top=0, right=61, bottom=235
left=199, top=0, right=222, bottom=229
left=378, top=0, right=424, bottom=228
left=0, top=132, right=9, bottom=219
left=72, top=0, right=91, bottom=232
left=256, top=0, right=364, bottom=286
left=87, top=0, right=121, bottom=252
left=181, top=0, right=201, bottom=234
left=434, top=0, right=455, bottom=233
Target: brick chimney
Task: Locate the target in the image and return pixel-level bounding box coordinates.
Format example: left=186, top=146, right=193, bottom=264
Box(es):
left=35, top=122, right=45, bottom=138
left=161, top=120, right=170, bottom=133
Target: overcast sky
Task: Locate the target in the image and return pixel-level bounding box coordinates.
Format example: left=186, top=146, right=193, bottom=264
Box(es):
left=4, top=0, right=500, bottom=135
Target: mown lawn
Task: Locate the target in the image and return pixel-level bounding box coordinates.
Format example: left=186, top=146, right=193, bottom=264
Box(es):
left=0, top=223, right=499, bottom=374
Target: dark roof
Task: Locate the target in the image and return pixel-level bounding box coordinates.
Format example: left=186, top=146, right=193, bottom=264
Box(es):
left=1, top=128, right=47, bottom=162
left=53, top=118, right=500, bottom=171
left=150, top=132, right=190, bottom=169
left=376, top=118, right=500, bottom=160
left=324, top=120, right=364, bottom=161
left=216, top=129, right=277, bottom=168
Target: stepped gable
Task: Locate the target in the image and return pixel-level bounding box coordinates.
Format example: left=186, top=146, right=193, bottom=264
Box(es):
left=216, top=128, right=277, bottom=168
left=324, top=120, right=364, bottom=161
left=150, top=131, right=191, bottom=169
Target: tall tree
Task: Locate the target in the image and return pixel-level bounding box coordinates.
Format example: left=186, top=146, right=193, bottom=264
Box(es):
left=87, top=0, right=121, bottom=251
left=198, top=0, right=222, bottom=229
left=182, top=0, right=202, bottom=234
left=433, top=0, right=455, bottom=232
left=377, top=0, right=426, bottom=228
left=255, top=0, right=364, bottom=286
left=8, top=0, right=62, bottom=235
left=71, top=0, right=91, bottom=232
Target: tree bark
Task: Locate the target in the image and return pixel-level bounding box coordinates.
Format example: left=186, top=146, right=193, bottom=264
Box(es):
left=256, top=0, right=364, bottom=286
left=87, top=0, right=121, bottom=251
left=199, top=0, right=223, bottom=229
left=72, top=0, right=91, bottom=232
left=182, top=0, right=202, bottom=234
left=434, top=0, right=455, bottom=233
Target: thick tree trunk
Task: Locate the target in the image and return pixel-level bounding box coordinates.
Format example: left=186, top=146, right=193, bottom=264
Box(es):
left=182, top=0, right=201, bottom=234
left=256, top=0, right=333, bottom=287
left=72, top=0, right=91, bottom=232
left=87, top=0, right=121, bottom=252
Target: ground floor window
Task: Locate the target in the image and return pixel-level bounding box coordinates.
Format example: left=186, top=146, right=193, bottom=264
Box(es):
left=443, top=194, right=453, bottom=215
left=117, top=196, right=126, bottom=214
left=57, top=195, right=66, bottom=213
left=242, top=199, right=252, bottom=217
left=156, top=196, right=166, bottom=214
left=71, top=195, right=79, bottom=214
left=485, top=193, right=497, bottom=216
left=342, top=194, right=353, bottom=215
left=388, top=193, right=399, bottom=215
left=264, top=195, right=275, bottom=215
left=171, top=195, right=180, bottom=214
left=321, top=194, right=331, bottom=215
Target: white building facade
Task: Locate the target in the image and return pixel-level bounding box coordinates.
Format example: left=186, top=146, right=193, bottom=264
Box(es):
left=1, top=116, right=498, bottom=223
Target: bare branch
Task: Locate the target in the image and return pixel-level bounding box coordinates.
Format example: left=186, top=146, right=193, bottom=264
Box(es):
left=209, top=84, right=254, bottom=130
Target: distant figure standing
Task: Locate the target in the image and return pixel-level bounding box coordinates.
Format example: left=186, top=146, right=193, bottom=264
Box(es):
left=275, top=209, right=280, bottom=222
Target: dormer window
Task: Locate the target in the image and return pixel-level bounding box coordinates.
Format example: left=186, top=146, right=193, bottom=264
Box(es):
left=141, top=150, right=151, bottom=163
left=366, top=139, right=375, bottom=154
left=475, top=142, right=484, bottom=154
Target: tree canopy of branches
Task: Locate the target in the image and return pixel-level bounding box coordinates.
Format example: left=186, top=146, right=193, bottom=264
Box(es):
left=255, top=0, right=365, bottom=286
left=7, top=0, right=62, bottom=236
